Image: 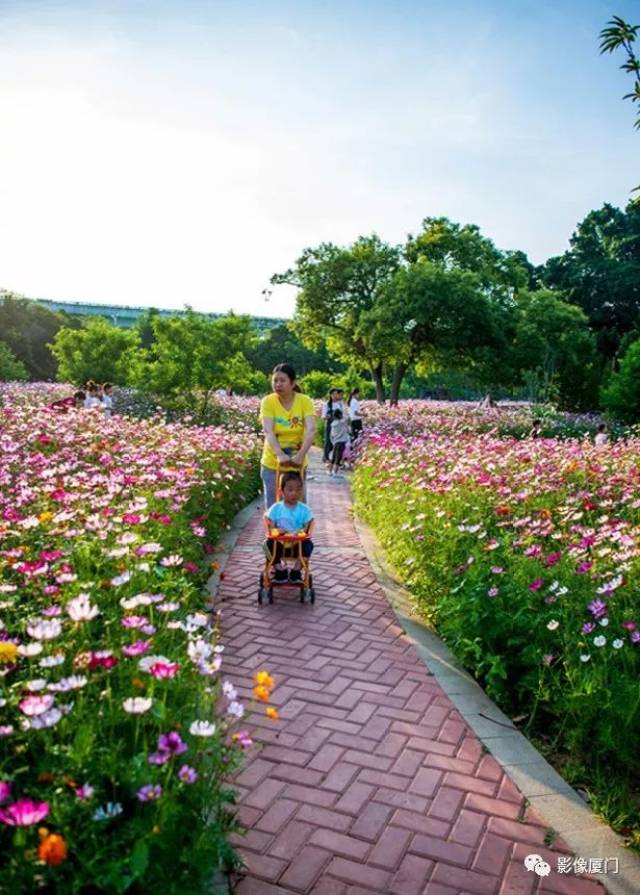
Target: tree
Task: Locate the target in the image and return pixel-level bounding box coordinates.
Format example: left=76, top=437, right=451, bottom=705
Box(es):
left=132, top=310, right=260, bottom=409
left=247, top=323, right=340, bottom=377
left=600, top=16, right=640, bottom=130
left=50, top=318, right=142, bottom=385
left=0, top=341, right=28, bottom=381
left=0, top=292, right=75, bottom=380
left=541, top=202, right=640, bottom=358
left=505, top=290, right=600, bottom=409
left=601, top=338, right=640, bottom=421
left=272, top=235, right=401, bottom=401
left=368, top=260, right=505, bottom=403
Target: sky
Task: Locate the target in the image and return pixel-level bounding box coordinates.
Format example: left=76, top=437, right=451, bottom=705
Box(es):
left=0, top=0, right=638, bottom=320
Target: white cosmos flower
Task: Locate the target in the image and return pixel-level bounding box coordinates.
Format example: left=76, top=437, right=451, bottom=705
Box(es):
left=48, top=675, right=88, bottom=692
left=599, top=618, right=609, bottom=627
left=593, top=635, right=607, bottom=647
left=18, top=642, right=43, bottom=657
left=612, top=639, right=624, bottom=649
left=67, top=594, right=100, bottom=622
left=186, top=613, right=209, bottom=629
left=26, top=619, right=62, bottom=641
left=157, top=602, right=180, bottom=613
left=122, top=697, right=152, bottom=714
left=188, top=639, right=212, bottom=663
left=138, top=655, right=170, bottom=673
left=25, top=707, right=63, bottom=730
left=39, top=653, right=65, bottom=668
left=120, top=594, right=152, bottom=610
left=227, top=701, right=244, bottom=719
left=25, top=679, right=48, bottom=691
left=547, top=620, right=560, bottom=631
left=189, top=720, right=216, bottom=737
left=580, top=654, right=591, bottom=662
left=111, top=571, right=132, bottom=587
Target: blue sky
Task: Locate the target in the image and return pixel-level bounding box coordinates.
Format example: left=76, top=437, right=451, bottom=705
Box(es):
left=0, top=0, right=638, bottom=318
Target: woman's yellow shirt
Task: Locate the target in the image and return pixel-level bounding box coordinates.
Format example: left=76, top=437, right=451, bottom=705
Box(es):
left=260, top=392, right=315, bottom=470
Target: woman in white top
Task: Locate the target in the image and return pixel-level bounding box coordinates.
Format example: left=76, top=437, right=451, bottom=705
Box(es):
left=348, top=388, right=363, bottom=440
left=322, top=387, right=344, bottom=462
left=102, top=383, right=114, bottom=417
left=84, top=382, right=102, bottom=409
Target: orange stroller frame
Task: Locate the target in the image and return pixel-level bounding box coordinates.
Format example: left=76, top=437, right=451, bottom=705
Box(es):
left=258, top=461, right=315, bottom=605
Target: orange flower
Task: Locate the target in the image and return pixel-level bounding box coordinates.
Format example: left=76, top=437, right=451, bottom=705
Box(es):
left=265, top=707, right=279, bottom=720
left=254, top=671, right=275, bottom=689
left=253, top=685, right=271, bottom=702
left=38, top=832, right=67, bottom=866
left=132, top=677, right=145, bottom=690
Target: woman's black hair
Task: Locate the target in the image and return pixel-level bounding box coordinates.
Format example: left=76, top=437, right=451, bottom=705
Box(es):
left=332, top=408, right=343, bottom=420
left=348, top=388, right=360, bottom=403
left=74, top=390, right=86, bottom=401
left=103, top=382, right=112, bottom=391
left=272, top=363, right=296, bottom=383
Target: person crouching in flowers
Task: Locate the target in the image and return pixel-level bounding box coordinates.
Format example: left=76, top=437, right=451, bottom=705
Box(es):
left=264, top=471, right=314, bottom=583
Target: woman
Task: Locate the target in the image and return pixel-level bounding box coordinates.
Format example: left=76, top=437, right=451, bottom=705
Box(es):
left=260, top=364, right=316, bottom=508
left=347, top=387, right=363, bottom=440
left=322, top=387, right=343, bottom=463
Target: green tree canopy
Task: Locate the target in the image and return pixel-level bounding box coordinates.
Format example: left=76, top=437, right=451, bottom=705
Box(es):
left=247, top=323, right=340, bottom=377
left=50, top=318, right=142, bottom=385
left=601, top=338, right=640, bottom=421
left=0, top=292, right=76, bottom=380
left=0, top=341, right=28, bottom=381
left=542, top=202, right=640, bottom=358
left=272, top=234, right=401, bottom=401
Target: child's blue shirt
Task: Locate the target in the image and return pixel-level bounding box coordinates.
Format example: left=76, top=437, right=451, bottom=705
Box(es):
left=266, top=500, right=314, bottom=533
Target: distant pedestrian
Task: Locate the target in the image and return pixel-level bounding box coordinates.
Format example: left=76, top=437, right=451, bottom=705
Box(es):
left=329, top=408, right=350, bottom=476
left=347, top=388, right=363, bottom=440
left=84, top=382, right=102, bottom=409
left=529, top=418, right=543, bottom=439
left=322, top=387, right=344, bottom=463
left=594, top=423, right=609, bottom=447
left=102, top=383, right=114, bottom=417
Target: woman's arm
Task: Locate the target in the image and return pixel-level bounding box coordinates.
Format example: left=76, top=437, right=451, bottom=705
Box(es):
left=291, top=415, right=317, bottom=466
left=262, top=417, right=289, bottom=464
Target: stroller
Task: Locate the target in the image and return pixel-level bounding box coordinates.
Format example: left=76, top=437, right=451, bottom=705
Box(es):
left=258, top=461, right=315, bottom=605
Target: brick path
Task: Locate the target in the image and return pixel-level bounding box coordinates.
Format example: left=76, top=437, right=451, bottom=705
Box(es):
left=218, top=460, right=604, bottom=895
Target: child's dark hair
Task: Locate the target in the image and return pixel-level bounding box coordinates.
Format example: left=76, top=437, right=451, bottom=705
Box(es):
left=74, top=390, right=86, bottom=401
left=597, top=422, right=606, bottom=432
left=86, top=380, right=99, bottom=393
left=332, top=408, right=343, bottom=420
left=281, top=471, right=303, bottom=488
left=533, top=419, right=542, bottom=426
left=103, top=382, right=112, bottom=391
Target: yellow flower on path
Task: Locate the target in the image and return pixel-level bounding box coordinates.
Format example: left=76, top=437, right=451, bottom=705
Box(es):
left=254, top=671, right=275, bottom=689
left=0, top=642, right=18, bottom=664
left=253, top=685, right=271, bottom=702
left=265, top=707, right=279, bottom=720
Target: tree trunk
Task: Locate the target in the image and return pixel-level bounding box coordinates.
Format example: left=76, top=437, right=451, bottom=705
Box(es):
left=371, top=363, right=385, bottom=403
left=389, top=363, right=407, bottom=406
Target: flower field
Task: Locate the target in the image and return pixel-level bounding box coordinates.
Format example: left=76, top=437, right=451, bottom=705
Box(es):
left=353, top=406, right=640, bottom=842
left=0, top=391, right=260, bottom=892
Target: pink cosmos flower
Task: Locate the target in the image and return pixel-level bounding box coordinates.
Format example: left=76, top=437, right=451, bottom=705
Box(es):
left=137, top=784, right=162, bottom=802
left=576, top=561, right=593, bottom=575
left=487, top=587, right=499, bottom=598
left=122, top=640, right=152, bottom=658
left=19, top=694, right=55, bottom=716
left=0, top=782, right=11, bottom=804
left=0, top=799, right=49, bottom=826
left=149, top=661, right=180, bottom=679
left=544, top=552, right=561, bottom=567
left=178, top=765, right=198, bottom=784
left=75, top=784, right=95, bottom=800
left=528, top=578, right=544, bottom=592
left=588, top=599, right=607, bottom=619
left=158, top=731, right=187, bottom=755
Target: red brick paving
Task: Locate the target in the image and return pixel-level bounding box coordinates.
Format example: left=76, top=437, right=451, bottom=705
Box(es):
left=219, top=462, right=604, bottom=894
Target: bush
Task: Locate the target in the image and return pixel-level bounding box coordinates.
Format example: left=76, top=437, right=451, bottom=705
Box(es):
left=0, top=341, right=28, bottom=381
left=601, top=339, right=640, bottom=422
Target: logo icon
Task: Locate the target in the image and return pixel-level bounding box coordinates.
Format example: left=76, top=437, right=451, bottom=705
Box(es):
left=524, top=854, right=551, bottom=877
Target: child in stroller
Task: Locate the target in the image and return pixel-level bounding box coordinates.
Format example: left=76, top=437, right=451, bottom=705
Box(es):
left=259, top=470, right=315, bottom=604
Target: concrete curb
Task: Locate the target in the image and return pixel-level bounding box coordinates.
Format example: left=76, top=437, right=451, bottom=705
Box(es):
left=353, top=512, right=640, bottom=895
left=205, top=495, right=263, bottom=607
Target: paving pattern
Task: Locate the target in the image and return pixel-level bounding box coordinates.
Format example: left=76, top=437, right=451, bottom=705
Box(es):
left=218, top=463, right=604, bottom=895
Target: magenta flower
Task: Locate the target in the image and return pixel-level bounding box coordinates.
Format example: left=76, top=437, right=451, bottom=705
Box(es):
left=576, top=561, right=593, bottom=575
left=19, top=694, right=55, bottom=717
left=148, top=752, right=171, bottom=766
left=582, top=622, right=596, bottom=634
left=0, top=798, right=49, bottom=826
left=631, top=631, right=640, bottom=644
left=178, top=765, right=198, bottom=784
left=0, top=782, right=11, bottom=804
left=588, top=599, right=607, bottom=619
left=122, top=640, right=152, bottom=658
left=528, top=578, right=544, bottom=592
left=544, top=552, right=561, bottom=567
left=158, top=731, right=187, bottom=755
left=149, top=661, right=180, bottom=679
left=622, top=621, right=637, bottom=631
left=137, top=784, right=162, bottom=802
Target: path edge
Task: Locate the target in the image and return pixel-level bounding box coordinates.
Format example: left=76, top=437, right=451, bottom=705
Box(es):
left=205, top=495, right=263, bottom=607
left=353, top=510, right=640, bottom=895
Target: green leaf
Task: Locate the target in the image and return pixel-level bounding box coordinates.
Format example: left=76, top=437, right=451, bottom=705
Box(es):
left=130, top=840, right=150, bottom=879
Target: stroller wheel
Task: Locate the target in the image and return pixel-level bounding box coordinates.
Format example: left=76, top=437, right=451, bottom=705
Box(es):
left=310, top=587, right=316, bottom=604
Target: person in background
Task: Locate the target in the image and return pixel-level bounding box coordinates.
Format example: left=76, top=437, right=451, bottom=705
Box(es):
left=259, top=363, right=316, bottom=509
left=102, top=383, right=114, bottom=417
left=84, top=382, right=102, bottom=409
left=322, top=387, right=343, bottom=463
left=50, top=390, right=85, bottom=412
left=347, top=387, right=363, bottom=440
left=594, top=422, right=609, bottom=447
left=530, top=418, right=543, bottom=439
left=329, top=408, right=350, bottom=476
